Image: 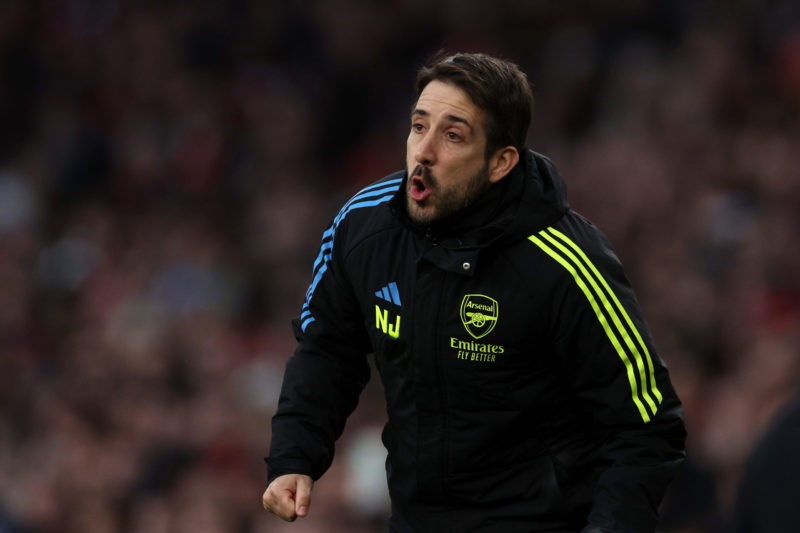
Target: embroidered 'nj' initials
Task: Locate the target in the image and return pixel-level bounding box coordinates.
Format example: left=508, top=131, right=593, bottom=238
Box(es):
left=375, top=305, right=401, bottom=339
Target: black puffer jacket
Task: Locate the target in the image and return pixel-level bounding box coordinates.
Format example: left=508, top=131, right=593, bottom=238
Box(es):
left=267, top=150, right=686, bottom=532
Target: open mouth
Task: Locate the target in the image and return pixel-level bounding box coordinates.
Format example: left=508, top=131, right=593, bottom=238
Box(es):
left=409, top=167, right=431, bottom=202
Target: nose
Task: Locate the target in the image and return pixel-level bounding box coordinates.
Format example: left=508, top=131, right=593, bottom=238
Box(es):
left=413, top=132, right=435, bottom=167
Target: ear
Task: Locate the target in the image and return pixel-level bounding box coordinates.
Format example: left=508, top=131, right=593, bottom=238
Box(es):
left=487, top=146, right=519, bottom=184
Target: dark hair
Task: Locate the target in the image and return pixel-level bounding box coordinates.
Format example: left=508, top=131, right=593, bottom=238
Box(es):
left=415, top=52, right=534, bottom=158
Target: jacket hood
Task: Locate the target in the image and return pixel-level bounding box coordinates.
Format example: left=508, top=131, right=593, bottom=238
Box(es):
left=512, top=148, right=570, bottom=236
left=390, top=149, right=570, bottom=248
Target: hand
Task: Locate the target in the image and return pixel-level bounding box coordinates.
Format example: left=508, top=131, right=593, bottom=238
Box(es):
left=262, top=474, right=314, bottom=521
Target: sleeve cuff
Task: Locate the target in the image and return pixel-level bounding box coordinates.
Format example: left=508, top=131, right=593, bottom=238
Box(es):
left=264, top=456, right=314, bottom=484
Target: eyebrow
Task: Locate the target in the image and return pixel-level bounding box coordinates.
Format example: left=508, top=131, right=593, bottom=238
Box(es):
left=411, top=108, right=474, bottom=132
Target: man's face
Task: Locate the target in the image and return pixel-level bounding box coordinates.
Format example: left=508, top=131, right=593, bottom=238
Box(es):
left=405, top=80, right=492, bottom=225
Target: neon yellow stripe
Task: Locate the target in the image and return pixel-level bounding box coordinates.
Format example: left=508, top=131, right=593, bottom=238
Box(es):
left=528, top=234, right=651, bottom=423
left=535, top=231, right=657, bottom=417
left=546, top=227, right=663, bottom=404
left=539, top=230, right=659, bottom=416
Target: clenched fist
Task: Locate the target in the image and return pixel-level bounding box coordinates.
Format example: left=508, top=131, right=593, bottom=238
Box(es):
left=262, top=474, right=314, bottom=521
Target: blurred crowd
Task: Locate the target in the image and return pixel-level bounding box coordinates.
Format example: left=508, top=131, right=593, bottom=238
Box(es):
left=0, top=1, right=798, bottom=532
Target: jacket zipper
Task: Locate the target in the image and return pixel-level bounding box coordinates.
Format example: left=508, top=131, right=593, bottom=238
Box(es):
left=434, top=273, right=450, bottom=493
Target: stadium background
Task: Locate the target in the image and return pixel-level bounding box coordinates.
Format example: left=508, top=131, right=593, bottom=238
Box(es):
left=1, top=1, right=799, bottom=531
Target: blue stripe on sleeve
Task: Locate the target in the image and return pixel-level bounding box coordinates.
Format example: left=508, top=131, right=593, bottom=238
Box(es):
left=301, top=178, right=402, bottom=332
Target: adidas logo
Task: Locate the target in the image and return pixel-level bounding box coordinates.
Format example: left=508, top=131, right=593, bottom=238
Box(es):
left=375, top=282, right=402, bottom=307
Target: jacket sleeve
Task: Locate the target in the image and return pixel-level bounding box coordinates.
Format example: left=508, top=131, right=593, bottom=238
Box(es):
left=534, top=223, right=686, bottom=533
left=265, top=217, right=372, bottom=483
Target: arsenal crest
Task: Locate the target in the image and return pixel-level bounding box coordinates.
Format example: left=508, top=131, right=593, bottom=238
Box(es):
left=460, top=294, right=499, bottom=339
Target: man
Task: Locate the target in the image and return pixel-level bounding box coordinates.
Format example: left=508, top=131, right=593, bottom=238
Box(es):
left=263, top=52, right=686, bottom=532
left=734, top=394, right=800, bottom=532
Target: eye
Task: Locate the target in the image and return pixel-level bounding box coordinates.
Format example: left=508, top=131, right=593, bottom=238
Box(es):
left=411, top=123, right=424, bottom=133
left=446, top=131, right=462, bottom=141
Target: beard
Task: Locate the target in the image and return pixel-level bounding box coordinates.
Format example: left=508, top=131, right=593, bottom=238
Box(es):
left=405, top=162, right=491, bottom=225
